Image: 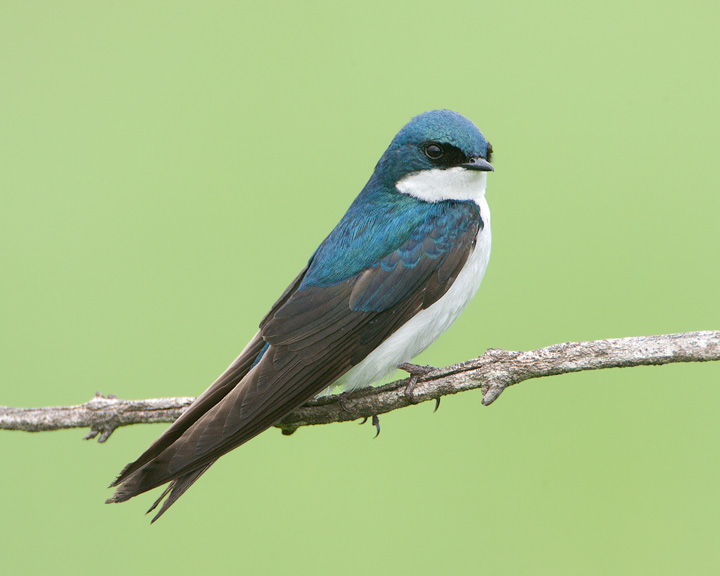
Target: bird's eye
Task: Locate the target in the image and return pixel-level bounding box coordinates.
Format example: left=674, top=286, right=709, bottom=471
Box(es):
left=424, top=143, right=444, bottom=160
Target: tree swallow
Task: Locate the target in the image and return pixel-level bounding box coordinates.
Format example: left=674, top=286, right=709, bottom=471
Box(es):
left=107, top=109, right=494, bottom=521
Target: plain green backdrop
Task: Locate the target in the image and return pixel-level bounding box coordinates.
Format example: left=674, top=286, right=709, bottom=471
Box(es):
left=1, top=1, right=719, bottom=574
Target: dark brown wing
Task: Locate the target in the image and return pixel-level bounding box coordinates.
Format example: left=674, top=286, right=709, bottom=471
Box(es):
left=109, top=267, right=308, bottom=488
left=108, top=203, right=481, bottom=521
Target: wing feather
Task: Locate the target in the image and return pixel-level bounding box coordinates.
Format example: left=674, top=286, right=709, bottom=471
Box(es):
left=108, top=200, right=482, bottom=517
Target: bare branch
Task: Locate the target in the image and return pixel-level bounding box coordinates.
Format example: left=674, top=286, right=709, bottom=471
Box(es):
left=0, top=393, right=195, bottom=442
left=1, top=331, right=718, bottom=439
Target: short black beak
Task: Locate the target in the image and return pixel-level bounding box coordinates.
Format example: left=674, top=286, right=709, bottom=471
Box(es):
left=463, top=157, right=494, bottom=172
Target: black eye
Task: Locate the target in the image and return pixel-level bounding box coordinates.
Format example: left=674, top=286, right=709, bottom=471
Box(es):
left=424, top=143, right=444, bottom=160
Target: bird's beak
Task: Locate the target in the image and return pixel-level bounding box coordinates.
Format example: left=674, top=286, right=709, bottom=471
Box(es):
left=463, top=157, right=494, bottom=172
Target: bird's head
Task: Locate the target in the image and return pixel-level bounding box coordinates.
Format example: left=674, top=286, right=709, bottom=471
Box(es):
left=373, top=110, right=493, bottom=203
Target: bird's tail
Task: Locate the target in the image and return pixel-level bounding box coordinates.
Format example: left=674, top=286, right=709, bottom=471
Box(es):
left=106, top=462, right=214, bottom=523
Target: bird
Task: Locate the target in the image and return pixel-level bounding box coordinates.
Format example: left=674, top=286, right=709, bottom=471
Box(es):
left=107, top=109, right=494, bottom=521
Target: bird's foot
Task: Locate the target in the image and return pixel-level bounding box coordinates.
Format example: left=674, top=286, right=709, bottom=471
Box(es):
left=359, top=414, right=381, bottom=438
left=397, top=362, right=436, bottom=398
left=338, top=392, right=380, bottom=437
left=338, top=392, right=354, bottom=414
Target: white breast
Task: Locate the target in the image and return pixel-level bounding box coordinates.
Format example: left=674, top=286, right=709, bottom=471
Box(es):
left=320, top=168, right=491, bottom=396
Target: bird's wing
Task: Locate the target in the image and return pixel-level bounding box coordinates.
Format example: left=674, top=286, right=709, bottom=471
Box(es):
left=109, top=201, right=481, bottom=520
left=109, top=267, right=308, bottom=486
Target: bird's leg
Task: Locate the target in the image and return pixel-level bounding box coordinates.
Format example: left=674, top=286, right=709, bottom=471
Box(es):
left=338, top=392, right=354, bottom=414
left=397, top=362, right=435, bottom=397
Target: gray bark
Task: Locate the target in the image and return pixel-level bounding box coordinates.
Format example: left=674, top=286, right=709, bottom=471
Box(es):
left=1, top=331, right=718, bottom=441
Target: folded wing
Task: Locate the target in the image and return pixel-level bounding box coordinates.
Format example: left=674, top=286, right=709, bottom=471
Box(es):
left=108, top=200, right=481, bottom=521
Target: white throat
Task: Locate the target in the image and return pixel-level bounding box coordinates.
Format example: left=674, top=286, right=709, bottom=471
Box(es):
left=395, top=167, right=487, bottom=203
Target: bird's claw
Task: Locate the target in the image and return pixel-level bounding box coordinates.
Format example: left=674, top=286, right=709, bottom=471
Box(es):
left=397, top=362, right=436, bottom=400
left=339, top=392, right=381, bottom=436
left=338, top=392, right=353, bottom=414
left=359, top=414, right=381, bottom=437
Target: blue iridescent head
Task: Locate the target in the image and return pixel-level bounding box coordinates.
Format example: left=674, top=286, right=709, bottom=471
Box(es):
left=373, top=110, right=493, bottom=184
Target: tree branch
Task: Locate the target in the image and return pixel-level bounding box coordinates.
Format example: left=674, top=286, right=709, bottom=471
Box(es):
left=1, top=331, right=718, bottom=441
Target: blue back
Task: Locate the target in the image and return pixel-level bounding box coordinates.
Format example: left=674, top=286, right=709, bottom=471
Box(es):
left=303, top=188, right=480, bottom=289
left=301, top=110, right=487, bottom=290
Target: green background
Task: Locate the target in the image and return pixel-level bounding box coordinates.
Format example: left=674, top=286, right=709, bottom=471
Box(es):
left=1, top=1, right=719, bottom=574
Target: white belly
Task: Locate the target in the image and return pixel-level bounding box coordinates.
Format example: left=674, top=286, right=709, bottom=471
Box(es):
left=320, top=196, right=491, bottom=396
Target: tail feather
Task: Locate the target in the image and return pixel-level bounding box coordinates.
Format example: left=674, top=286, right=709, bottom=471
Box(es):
left=146, top=464, right=213, bottom=523
left=106, top=462, right=214, bottom=523
left=104, top=266, right=315, bottom=522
